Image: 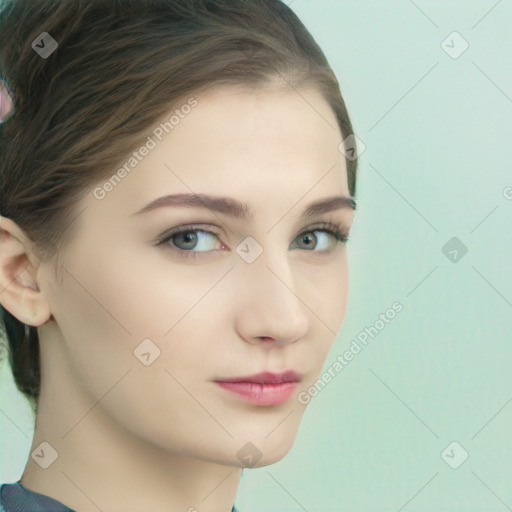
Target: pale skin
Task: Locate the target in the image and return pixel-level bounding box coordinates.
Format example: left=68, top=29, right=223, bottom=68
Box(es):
left=0, top=84, right=355, bottom=512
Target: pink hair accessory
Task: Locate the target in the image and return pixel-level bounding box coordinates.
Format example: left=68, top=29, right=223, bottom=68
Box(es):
left=0, top=78, right=15, bottom=123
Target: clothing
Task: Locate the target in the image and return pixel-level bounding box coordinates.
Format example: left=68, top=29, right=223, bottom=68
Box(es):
left=0, top=482, right=71, bottom=512
left=0, top=481, right=239, bottom=512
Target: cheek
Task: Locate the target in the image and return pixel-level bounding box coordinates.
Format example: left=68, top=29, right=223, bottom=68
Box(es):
left=303, top=254, right=349, bottom=329
left=304, top=257, right=350, bottom=365
left=46, top=248, right=168, bottom=398
left=49, top=271, right=137, bottom=392
left=47, top=262, right=212, bottom=442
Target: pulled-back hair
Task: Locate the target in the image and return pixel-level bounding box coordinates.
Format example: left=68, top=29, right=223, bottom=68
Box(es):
left=0, top=0, right=358, bottom=411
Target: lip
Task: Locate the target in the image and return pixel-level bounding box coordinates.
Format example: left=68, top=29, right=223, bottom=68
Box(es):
left=215, top=370, right=303, bottom=385
left=214, top=371, right=302, bottom=406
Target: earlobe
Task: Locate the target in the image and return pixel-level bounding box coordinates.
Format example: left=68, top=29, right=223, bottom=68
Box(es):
left=0, top=215, right=52, bottom=326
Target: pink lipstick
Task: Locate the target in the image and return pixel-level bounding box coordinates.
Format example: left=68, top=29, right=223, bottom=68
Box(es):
left=214, top=370, right=302, bottom=406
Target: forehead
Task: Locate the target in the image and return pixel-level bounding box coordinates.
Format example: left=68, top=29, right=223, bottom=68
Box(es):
left=142, top=84, right=346, bottom=185
left=185, top=84, right=342, bottom=149
left=79, top=84, right=350, bottom=225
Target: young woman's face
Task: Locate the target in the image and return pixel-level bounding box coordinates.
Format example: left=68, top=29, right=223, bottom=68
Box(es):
left=38, top=85, right=355, bottom=467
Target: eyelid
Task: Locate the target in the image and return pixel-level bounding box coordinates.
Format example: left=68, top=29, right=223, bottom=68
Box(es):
left=154, top=223, right=222, bottom=246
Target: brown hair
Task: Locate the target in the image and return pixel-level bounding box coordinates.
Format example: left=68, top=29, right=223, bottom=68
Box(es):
left=0, top=0, right=358, bottom=411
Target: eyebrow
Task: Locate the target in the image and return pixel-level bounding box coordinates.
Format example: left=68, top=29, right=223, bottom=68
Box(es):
left=132, top=193, right=356, bottom=221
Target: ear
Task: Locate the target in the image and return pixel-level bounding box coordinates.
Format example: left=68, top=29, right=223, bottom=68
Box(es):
left=0, top=215, right=52, bottom=326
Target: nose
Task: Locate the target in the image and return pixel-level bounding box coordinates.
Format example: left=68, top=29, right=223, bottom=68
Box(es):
left=234, top=254, right=309, bottom=347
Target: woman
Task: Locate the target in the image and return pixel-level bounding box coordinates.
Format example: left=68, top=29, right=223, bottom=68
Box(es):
left=0, top=0, right=358, bottom=510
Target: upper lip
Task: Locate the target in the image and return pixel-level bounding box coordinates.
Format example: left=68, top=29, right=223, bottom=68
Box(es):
left=215, top=370, right=303, bottom=384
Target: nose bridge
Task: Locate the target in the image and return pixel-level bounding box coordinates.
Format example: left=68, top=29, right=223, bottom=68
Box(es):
left=242, top=230, right=295, bottom=294
left=235, top=240, right=309, bottom=342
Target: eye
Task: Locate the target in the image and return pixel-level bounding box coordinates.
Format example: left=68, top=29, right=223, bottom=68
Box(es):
left=291, top=223, right=349, bottom=252
left=156, top=226, right=223, bottom=259
left=155, top=221, right=350, bottom=259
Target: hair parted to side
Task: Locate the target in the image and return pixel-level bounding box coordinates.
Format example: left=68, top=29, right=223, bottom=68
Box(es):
left=0, top=0, right=358, bottom=411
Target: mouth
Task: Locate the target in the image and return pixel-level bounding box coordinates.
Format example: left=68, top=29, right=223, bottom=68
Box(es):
left=214, top=370, right=302, bottom=406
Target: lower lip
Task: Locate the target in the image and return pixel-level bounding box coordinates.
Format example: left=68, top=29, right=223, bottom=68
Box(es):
left=215, top=381, right=299, bottom=406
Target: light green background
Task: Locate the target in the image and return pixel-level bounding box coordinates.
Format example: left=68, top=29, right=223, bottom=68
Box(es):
left=1, top=1, right=511, bottom=510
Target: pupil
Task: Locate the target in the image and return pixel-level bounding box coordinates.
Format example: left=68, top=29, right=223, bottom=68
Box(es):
left=178, top=231, right=197, bottom=248
left=303, top=233, right=314, bottom=247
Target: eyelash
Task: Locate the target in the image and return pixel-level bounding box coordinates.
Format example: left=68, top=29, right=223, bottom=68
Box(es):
left=155, top=220, right=350, bottom=260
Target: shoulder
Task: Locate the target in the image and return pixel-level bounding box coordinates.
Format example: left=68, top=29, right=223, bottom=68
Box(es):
left=1, top=482, right=240, bottom=512
left=0, top=483, right=6, bottom=512
left=0, top=482, right=15, bottom=512
left=0, top=481, right=73, bottom=511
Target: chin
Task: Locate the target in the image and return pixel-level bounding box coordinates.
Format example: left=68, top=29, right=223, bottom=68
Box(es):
left=249, top=428, right=300, bottom=468
left=250, top=446, right=293, bottom=468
